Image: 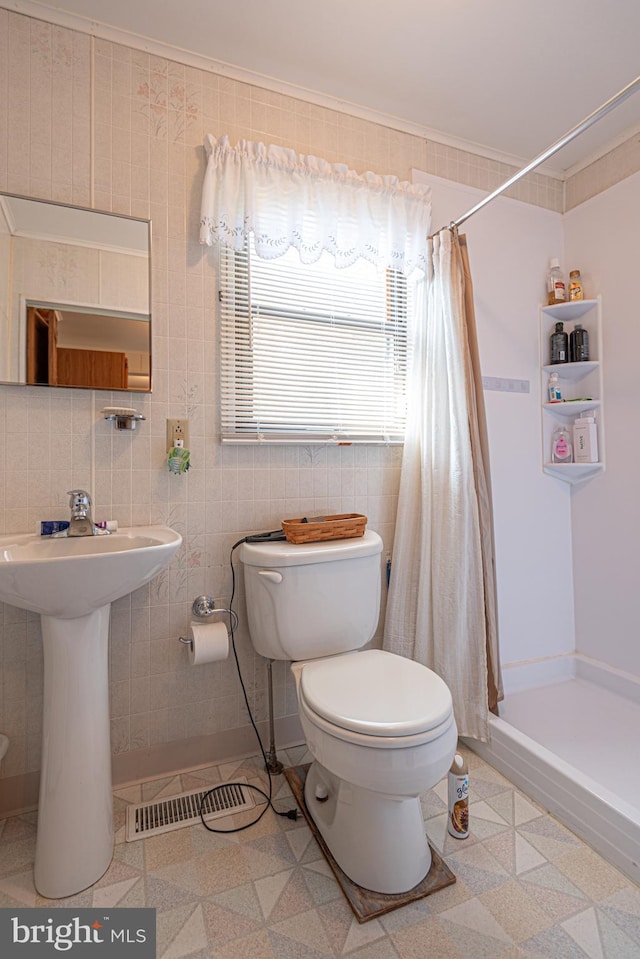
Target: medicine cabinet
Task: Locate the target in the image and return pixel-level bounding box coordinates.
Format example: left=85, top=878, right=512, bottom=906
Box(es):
left=539, top=297, right=605, bottom=484
left=0, top=192, right=151, bottom=391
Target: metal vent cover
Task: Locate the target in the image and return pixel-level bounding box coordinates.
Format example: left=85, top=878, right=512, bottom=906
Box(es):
left=125, top=778, right=255, bottom=841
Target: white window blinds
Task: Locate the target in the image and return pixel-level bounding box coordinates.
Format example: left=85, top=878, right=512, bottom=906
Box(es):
left=219, top=240, right=412, bottom=443
left=200, top=134, right=431, bottom=444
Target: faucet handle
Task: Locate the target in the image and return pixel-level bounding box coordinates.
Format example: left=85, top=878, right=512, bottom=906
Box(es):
left=67, top=489, right=92, bottom=514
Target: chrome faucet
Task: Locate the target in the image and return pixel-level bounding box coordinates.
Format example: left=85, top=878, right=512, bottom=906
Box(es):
left=65, top=489, right=109, bottom=536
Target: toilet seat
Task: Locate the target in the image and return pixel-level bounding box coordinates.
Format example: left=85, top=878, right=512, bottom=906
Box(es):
left=298, top=648, right=453, bottom=747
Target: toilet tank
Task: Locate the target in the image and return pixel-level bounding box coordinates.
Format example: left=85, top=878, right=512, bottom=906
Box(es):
left=240, top=529, right=382, bottom=660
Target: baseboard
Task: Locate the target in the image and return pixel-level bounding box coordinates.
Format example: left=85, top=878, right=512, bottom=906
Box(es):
left=0, top=769, right=40, bottom=820
left=112, top=714, right=304, bottom=789
left=0, top=714, right=304, bottom=819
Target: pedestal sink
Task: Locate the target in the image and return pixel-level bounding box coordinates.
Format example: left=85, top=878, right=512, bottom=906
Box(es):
left=0, top=526, right=182, bottom=898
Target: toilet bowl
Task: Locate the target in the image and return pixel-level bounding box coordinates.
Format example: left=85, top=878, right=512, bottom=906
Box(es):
left=292, top=650, right=456, bottom=892
left=240, top=529, right=457, bottom=894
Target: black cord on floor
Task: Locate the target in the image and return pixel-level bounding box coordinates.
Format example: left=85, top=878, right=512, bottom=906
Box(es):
left=198, top=535, right=298, bottom=834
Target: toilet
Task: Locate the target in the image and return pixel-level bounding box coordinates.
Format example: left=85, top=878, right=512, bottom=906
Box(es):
left=240, top=529, right=457, bottom=895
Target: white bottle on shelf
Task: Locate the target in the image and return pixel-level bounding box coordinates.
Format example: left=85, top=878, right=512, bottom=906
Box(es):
left=548, top=373, right=562, bottom=402
left=573, top=412, right=598, bottom=463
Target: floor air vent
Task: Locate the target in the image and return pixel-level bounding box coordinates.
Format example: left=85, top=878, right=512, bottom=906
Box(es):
left=125, top=778, right=255, bottom=841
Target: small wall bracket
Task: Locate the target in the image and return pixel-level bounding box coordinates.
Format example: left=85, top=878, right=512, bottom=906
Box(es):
left=191, top=595, right=216, bottom=618
left=190, top=595, right=239, bottom=631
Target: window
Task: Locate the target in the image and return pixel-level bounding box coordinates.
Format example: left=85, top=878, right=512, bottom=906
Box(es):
left=218, top=238, right=411, bottom=443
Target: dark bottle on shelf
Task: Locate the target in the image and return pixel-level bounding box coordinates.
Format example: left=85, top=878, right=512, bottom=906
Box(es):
left=550, top=322, right=569, bottom=364
left=569, top=323, right=589, bottom=362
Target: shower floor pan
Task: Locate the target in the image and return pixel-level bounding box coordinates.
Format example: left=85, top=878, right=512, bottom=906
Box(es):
left=465, top=653, right=640, bottom=886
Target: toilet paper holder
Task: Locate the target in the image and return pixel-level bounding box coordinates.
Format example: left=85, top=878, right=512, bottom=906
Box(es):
left=178, top=595, right=238, bottom=648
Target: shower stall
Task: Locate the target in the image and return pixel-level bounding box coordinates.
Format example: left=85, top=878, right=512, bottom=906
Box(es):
left=428, top=77, right=640, bottom=889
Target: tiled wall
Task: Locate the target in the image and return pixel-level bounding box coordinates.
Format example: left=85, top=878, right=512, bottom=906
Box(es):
left=0, top=7, right=634, bottom=800
left=565, top=132, right=640, bottom=209
left=425, top=140, right=564, bottom=213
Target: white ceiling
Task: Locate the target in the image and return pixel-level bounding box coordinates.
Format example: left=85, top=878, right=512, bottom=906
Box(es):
left=16, top=0, right=640, bottom=174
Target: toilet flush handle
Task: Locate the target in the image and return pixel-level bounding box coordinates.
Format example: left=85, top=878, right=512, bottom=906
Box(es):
left=257, top=569, right=283, bottom=584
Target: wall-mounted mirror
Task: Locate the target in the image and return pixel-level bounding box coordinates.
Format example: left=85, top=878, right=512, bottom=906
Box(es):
left=0, top=193, right=151, bottom=391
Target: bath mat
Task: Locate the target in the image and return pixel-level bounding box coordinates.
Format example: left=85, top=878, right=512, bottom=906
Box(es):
left=283, top=763, right=456, bottom=923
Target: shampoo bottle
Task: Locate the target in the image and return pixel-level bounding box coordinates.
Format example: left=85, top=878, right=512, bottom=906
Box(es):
left=550, top=322, right=569, bottom=364
left=569, top=323, right=590, bottom=362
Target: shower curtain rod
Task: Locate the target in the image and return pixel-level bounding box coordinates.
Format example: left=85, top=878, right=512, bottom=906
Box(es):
left=430, top=73, right=640, bottom=237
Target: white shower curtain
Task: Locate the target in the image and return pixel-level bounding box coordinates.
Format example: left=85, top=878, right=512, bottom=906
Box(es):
left=383, top=228, right=493, bottom=741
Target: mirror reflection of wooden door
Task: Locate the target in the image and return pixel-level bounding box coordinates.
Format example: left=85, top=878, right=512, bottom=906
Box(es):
left=56, top=348, right=128, bottom=389
left=26, top=306, right=128, bottom=388
left=26, top=307, right=58, bottom=385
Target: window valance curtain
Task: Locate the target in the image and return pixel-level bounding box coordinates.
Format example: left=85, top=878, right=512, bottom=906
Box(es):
left=199, top=134, right=431, bottom=274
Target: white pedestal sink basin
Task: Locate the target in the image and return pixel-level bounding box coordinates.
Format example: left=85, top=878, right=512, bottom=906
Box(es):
left=0, top=526, right=182, bottom=898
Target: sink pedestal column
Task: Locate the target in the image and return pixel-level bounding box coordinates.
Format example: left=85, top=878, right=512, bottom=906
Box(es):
left=35, top=605, right=114, bottom=899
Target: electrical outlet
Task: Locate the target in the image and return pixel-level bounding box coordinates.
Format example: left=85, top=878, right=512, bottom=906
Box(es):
left=167, top=418, right=190, bottom=450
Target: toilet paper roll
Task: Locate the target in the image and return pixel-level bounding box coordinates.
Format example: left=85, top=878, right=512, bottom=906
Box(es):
left=187, top=621, right=229, bottom=665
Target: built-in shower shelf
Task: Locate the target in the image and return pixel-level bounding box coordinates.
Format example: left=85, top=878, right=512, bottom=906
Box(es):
left=540, top=297, right=605, bottom=485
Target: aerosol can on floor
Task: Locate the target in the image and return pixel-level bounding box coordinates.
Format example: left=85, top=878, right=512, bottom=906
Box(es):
left=447, top=752, right=469, bottom=839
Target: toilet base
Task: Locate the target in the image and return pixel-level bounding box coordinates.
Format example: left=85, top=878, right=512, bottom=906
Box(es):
left=304, top=760, right=432, bottom=894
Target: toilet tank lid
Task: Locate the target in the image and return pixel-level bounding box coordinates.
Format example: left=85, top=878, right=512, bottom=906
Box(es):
left=240, top=529, right=382, bottom=567
left=300, top=649, right=453, bottom=737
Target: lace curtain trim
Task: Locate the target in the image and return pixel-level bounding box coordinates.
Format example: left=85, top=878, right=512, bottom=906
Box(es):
left=199, top=134, right=431, bottom=274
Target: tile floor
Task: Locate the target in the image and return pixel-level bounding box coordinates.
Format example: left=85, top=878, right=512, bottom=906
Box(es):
left=1, top=744, right=639, bottom=958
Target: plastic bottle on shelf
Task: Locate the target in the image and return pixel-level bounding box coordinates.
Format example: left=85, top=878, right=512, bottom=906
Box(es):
left=547, top=258, right=566, bottom=305
left=569, top=323, right=590, bottom=362
left=568, top=269, right=584, bottom=300
left=550, top=322, right=569, bottom=364
left=551, top=425, right=573, bottom=464
left=548, top=373, right=562, bottom=402
left=573, top=412, right=598, bottom=463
